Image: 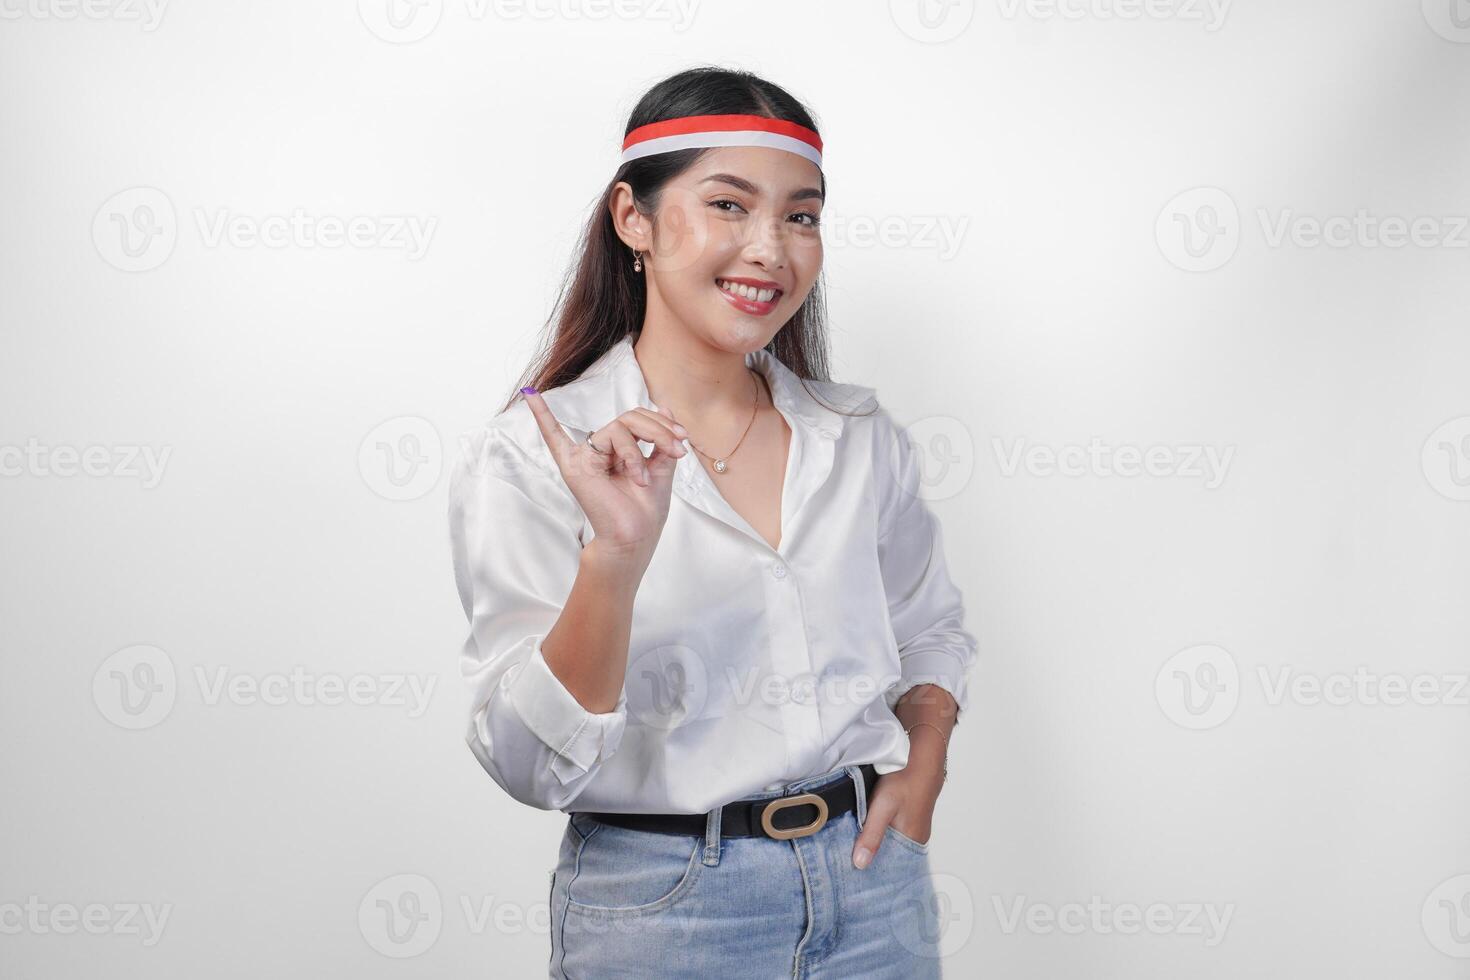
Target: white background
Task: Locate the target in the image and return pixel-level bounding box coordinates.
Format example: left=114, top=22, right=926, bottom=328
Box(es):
left=3, top=0, right=1469, bottom=976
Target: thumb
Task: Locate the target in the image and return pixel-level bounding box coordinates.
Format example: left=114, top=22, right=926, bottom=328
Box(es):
left=645, top=441, right=681, bottom=482
left=853, top=793, right=897, bottom=870
left=645, top=403, right=686, bottom=481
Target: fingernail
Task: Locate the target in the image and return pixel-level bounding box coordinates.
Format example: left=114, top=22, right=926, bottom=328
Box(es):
left=853, top=847, right=871, bottom=869
left=673, top=424, right=688, bottom=436
left=521, top=386, right=537, bottom=395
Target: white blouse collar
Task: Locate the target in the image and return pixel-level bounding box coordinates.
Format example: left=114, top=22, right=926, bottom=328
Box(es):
left=540, top=332, right=878, bottom=555
left=546, top=331, right=876, bottom=439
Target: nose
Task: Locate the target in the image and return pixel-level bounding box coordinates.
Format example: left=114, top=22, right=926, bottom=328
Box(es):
left=739, top=212, right=789, bottom=271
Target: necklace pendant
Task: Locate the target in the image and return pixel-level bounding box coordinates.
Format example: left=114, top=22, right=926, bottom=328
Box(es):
left=713, top=458, right=728, bottom=474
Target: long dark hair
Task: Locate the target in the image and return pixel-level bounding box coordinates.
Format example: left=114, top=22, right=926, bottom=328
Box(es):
left=500, top=65, right=872, bottom=420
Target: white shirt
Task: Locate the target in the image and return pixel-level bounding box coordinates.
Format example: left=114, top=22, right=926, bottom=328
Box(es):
left=449, top=332, right=977, bottom=814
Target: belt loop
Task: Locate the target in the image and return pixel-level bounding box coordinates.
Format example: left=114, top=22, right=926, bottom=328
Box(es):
left=846, top=764, right=868, bottom=829
left=702, top=804, right=723, bottom=866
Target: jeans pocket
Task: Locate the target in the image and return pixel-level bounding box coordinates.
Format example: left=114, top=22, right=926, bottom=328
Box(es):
left=563, top=820, right=705, bottom=920
left=882, top=822, right=932, bottom=855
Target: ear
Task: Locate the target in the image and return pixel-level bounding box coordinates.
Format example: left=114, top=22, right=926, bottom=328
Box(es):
left=608, top=181, right=650, bottom=253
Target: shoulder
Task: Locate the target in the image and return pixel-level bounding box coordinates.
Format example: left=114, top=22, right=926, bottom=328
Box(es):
left=447, top=403, right=588, bottom=536
left=452, top=372, right=606, bottom=478
left=450, top=402, right=530, bottom=476
left=807, top=377, right=881, bottom=415
left=795, top=376, right=885, bottom=446
left=830, top=387, right=922, bottom=517
left=805, top=377, right=906, bottom=453
left=448, top=402, right=571, bottom=515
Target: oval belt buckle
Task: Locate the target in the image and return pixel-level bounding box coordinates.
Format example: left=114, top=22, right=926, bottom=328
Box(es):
left=760, top=792, right=829, bottom=840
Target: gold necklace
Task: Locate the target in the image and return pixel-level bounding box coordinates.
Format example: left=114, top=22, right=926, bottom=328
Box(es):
left=684, top=368, right=761, bottom=474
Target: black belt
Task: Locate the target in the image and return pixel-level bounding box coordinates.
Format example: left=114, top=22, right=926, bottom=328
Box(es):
left=580, top=763, right=878, bottom=840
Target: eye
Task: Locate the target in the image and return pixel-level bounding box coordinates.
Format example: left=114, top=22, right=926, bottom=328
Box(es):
left=708, top=198, right=821, bottom=229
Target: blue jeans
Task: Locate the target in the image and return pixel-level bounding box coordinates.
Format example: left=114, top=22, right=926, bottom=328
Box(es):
left=548, top=764, right=944, bottom=978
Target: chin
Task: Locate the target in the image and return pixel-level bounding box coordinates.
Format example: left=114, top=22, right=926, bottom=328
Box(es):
left=710, top=320, right=779, bottom=352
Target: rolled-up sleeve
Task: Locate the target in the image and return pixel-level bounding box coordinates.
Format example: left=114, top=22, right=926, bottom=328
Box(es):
left=873, top=407, right=978, bottom=723
left=448, top=425, right=628, bottom=810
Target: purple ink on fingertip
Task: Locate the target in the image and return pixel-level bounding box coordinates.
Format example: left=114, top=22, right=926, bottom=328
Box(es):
left=521, top=386, right=538, bottom=395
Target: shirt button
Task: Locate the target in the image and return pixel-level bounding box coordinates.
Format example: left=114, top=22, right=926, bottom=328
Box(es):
left=771, top=562, right=788, bottom=580
left=818, top=428, right=837, bottom=440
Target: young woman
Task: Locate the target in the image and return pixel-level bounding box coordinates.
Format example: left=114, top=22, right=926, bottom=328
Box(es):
left=449, top=66, right=977, bottom=978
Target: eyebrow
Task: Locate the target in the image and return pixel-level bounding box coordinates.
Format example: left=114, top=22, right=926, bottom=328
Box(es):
left=699, top=173, right=825, bottom=203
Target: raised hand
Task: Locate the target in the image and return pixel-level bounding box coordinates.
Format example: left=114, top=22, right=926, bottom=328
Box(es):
left=519, top=386, right=689, bottom=566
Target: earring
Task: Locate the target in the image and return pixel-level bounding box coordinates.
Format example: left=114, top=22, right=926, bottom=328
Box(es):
left=633, top=249, right=643, bottom=272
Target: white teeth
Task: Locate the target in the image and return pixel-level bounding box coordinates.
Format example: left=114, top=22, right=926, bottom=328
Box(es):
left=717, top=279, right=777, bottom=304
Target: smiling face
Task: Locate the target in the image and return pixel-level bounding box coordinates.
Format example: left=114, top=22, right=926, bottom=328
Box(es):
left=611, top=145, right=825, bottom=353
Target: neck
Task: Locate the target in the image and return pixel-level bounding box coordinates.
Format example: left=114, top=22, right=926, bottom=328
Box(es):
left=630, top=322, right=766, bottom=427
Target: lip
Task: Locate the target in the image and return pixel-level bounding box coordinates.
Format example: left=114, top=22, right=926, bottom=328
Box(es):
left=715, top=277, right=784, bottom=316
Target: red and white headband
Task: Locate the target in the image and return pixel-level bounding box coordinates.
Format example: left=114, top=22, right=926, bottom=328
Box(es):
left=620, top=113, right=823, bottom=170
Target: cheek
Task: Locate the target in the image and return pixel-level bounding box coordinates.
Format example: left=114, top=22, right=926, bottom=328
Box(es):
left=787, top=234, right=823, bottom=291
left=649, top=187, right=721, bottom=275
left=792, top=233, right=822, bottom=271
